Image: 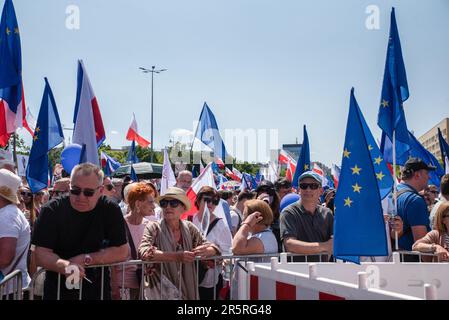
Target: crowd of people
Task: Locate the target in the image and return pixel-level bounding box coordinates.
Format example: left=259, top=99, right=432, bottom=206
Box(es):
left=1, top=148, right=449, bottom=300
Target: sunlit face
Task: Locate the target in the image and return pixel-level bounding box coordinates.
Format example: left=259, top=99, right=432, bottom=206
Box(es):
left=277, top=186, right=292, bottom=200
left=198, top=194, right=219, bottom=214
left=69, top=173, right=103, bottom=212
left=102, top=177, right=116, bottom=198
left=176, top=173, right=192, bottom=192
left=136, top=194, right=156, bottom=217
left=298, top=178, right=323, bottom=204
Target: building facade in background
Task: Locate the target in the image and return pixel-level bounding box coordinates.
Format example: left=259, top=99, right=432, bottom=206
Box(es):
left=418, top=118, right=449, bottom=161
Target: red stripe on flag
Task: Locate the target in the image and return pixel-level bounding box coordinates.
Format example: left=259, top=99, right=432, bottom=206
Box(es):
left=91, top=97, right=105, bottom=144
left=319, top=292, right=345, bottom=300
left=276, top=282, right=296, bottom=300
left=0, top=101, right=10, bottom=147
left=250, top=275, right=259, bottom=300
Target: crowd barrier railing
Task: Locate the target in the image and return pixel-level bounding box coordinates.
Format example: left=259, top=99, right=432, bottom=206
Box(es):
left=0, top=270, right=23, bottom=300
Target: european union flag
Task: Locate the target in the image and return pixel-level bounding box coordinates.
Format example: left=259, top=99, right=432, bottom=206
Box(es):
left=381, top=130, right=444, bottom=187
left=127, top=140, right=139, bottom=164
left=334, top=88, right=388, bottom=264
left=0, top=0, right=20, bottom=88
left=377, top=8, right=411, bottom=161
left=130, top=164, right=138, bottom=182
left=194, top=102, right=229, bottom=163
left=26, top=78, right=64, bottom=193
left=292, top=125, right=310, bottom=188
left=359, top=102, right=394, bottom=199
left=438, top=128, right=449, bottom=172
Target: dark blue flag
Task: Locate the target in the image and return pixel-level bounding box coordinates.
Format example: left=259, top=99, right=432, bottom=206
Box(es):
left=127, top=140, right=139, bottom=164
left=0, top=0, right=20, bottom=88
left=381, top=130, right=444, bottom=187
left=334, top=88, right=388, bottom=264
left=377, top=8, right=411, bottom=161
left=292, top=125, right=311, bottom=188
left=194, top=102, right=229, bottom=163
left=130, top=164, right=138, bottom=182
left=26, top=78, right=64, bottom=193
left=438, top=128, right=449, bottom=171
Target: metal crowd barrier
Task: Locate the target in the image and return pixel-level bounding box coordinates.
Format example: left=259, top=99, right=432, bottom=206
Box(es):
left=26, top=250, right=439, bottom=301
left=0, top=270, right=23, bottom=300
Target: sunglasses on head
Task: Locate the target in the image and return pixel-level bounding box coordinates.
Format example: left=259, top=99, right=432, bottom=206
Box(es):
left=159, top=199, right=182, bottom=208
left=299, top=183, right=320, bottom=190
left=20, top=191, right=32, bottom=197
left=70, top=186, right=100, bottom=197
left=202, top=196, right=220, bottom=205
left=104, top=184, right=114, bottom=191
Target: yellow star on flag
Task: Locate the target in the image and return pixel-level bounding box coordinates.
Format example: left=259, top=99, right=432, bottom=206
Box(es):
left=304, top=164, right=309, bottom=170
left=33, top=135, right=38, bottom=141
left=6, top=27, right=11, bottom=35
left=352, top=183, right=362, bottom=193
left=344, top=197, right=353, bottom=207
left=381, top=99, right=389, bottom=108
left=368, top=145, right=373, bottom=151
left=376, top=171, right=385, bottom=181
left=14, top=27, right=19, bottom=34
left=374, top=156, right=382, bottom=165
left=35, top=126, right=41, bottom=133
left=343, top=148, right=351, bottom=158
left=351, top=165, right=362, bottom=175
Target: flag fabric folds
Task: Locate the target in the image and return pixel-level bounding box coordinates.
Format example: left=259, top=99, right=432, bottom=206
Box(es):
left=292, top=125, right=310, bottom=188
left=130, top=164, right=138, bottom=182
left=0, top=0, right=32, bottom=146
left=160, top=148, right=176, bottom=195
left=127, top=140, right=139, bottom=164
left=26, top=78, right=64, bottom=193
left=100, top=151, right=121, bottom=176
left=334, top=88, right=388, bottom=264
left=377, top=7, right=411, bottom=161
left=72, top=60, right=105, bottom=166
left=194, top=102, right=229, bottom=163
left=126, top=113, right=150, bottom=148
left=331, top=164, right=341, bottom=189
left=438, top=128, right=449, bottom=172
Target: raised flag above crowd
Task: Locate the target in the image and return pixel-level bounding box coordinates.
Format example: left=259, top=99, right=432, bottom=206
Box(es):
left=334, top=88, right=389, bottom=264
left=292, top=125, right=310, bottom=189
left=126, top=113, right=150, bottom=148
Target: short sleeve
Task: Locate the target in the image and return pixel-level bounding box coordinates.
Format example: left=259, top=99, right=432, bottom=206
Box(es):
left=0, top=207, right=20, bottom=239
left=280, top=208, right=299, bottom=241
left=31, top=203, right=59, bottom=250
left=103, top=200, right=127, bottom=247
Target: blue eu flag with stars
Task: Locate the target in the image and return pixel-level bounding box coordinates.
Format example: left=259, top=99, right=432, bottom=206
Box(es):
left=292, top=125, right=310, bottom=189
left=334, top=88, right=388, bottom=264
left=26, top=78, right=64, bottom=193
left=377, top=8, right=411, bottom=161
left=127, top=140, right=139, bottom=164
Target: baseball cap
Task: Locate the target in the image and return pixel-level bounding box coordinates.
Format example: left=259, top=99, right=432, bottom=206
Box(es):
left=298, top=171, right=322, bottom=185
left=403, top=157, right=436, bottom=172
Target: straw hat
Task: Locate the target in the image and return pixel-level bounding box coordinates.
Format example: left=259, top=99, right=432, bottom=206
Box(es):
left=156, top=187, right=191, bottom=211
left=0, top=168, right=21, bottom=205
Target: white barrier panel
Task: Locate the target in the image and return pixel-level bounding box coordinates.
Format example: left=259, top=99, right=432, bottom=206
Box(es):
left=245, top=254, right=449, bottom=300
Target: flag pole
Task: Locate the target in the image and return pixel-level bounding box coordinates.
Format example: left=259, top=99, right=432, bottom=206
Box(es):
left=392, top=130, right=399, bottom=251
left=12, top=132, right=18, bottom=169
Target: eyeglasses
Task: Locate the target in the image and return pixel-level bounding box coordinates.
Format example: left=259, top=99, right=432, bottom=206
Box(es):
left=159, top=199, right=182, bottom=208
left=201, top=196, right=220, bottom=205
left=51, top=190, right=67, bottom=196
left=299, top=183, right=320, bottom=190
left=20, top=191, right=32, bottom=197
left=104, top=184, right=114, bottom=191
left=70, top=186, right=100, bottom=197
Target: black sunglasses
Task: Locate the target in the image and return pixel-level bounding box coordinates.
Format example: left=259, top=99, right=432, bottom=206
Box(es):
left=299, top=183, right=320, bottom=190
left=70, top=187, right=100, bottom=197
left=20, top=191, right=32, bottom=197
left=159, top=199, right=182, bottom=208
left=202, top=196, right=220, bottom=205
left=104, top=184, right=114, bottom=191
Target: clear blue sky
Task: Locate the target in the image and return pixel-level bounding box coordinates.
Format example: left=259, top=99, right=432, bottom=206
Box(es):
left=13, top=0, right=449, bottom=167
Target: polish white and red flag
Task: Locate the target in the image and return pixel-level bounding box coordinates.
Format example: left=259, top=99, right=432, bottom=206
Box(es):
left=331, top=164, right=341, bottom=189
left=285, top=160, right=297, bottom=182
left=278, top=150, right=294, bottom=165
left=214, top=156, right=225, bottom=169
left=126, top=113, right=150, bottom=148
left=181, top=163, right=216, bottom=220
left=312, top=163, right=329, bottom=186
left=225, top=167, right=241, bottom=182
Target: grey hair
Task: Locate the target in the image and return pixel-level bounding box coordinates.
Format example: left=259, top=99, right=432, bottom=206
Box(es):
left=70, top=163, right=104, bottom=185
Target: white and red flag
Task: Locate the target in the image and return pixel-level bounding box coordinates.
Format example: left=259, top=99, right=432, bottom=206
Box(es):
left=126, top=113, right=150, bottom=148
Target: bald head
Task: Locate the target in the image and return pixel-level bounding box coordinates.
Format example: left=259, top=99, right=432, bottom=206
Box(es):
left=175, top=170, right=193, bottom=192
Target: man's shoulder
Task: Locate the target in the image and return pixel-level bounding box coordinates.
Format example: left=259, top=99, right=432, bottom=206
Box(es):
left=318, top=205, right=333, bottom=218
left=41, top=196, right=70, bottom=213
left=0, top=205, right=25, bottom=225
left=281, top=202, right=303, bottom=218
left=96, top=196, right=122, bottom=211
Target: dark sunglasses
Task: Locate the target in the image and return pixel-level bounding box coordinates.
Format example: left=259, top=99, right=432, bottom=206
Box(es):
left=159, top=199, right=182, bottom=208
left=299, top=183, right=320, bottom=190
left=20, top=191, right=32, bottom=197
left=104, top=184, right=114, bottom=191
left=202, top=196, right=220, bottom=205
left=51, top=190, right=66, bottom=196
left=70, top=187, right=100, bottom=197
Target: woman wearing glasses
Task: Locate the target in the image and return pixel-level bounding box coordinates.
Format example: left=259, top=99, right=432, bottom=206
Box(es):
left=192, top=186, right=232, bottom=300
left=412, top=202, right=449, bottom=262
left=255, top=181, right=281, bottom=252
left=139, top=187, right=220, bottom=300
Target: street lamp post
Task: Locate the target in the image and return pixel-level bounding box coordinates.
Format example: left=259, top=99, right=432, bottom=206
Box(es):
left=139, top=66, right=167, bottom=163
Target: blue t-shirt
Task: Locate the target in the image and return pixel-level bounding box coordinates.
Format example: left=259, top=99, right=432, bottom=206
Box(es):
left=396, top=183, right=430, bottom=250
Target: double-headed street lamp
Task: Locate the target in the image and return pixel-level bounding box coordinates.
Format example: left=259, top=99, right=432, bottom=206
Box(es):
left=139, top=66, right=167, bottom=163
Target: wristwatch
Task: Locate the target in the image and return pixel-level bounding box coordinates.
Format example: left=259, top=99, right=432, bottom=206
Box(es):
left=84, top=254, right=93, bottom=266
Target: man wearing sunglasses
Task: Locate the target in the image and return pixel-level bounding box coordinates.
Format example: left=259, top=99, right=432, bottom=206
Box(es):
left=32, top=163, right=128, bottom=300
left=280, top=171, right=333, bottom=262
left=102, top=177, right=117, bottom=201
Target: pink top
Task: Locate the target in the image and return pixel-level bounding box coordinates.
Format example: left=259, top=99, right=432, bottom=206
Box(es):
left=112, top=218, right=148, bottom=290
